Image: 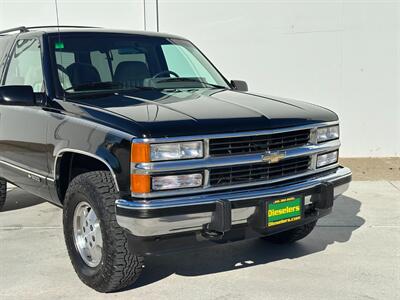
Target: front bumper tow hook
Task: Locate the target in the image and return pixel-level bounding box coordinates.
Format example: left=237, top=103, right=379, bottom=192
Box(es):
left=202, top=200, right=232, bottom=239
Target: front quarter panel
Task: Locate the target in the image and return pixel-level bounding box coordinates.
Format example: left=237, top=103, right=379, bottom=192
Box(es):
left=46, top=101, right=135, bottom=201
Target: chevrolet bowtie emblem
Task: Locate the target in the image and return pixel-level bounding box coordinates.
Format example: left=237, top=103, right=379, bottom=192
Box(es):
left=262, top=151, right=286, bottom=164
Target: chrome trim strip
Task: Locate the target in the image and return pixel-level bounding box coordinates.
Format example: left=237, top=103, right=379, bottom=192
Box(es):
left=334, top=183, right=349, bottom=198
left=119, top=167, right=351, bottom=210
left=133, top=121, right=339, bottom=143
left=131, top=163, right=340, bottom=198
left=116, top=167, right=351, bottom=236
left=0, top=160, right=48, bottom=180
left=132, top=139, right=340, bottom=174
left=54, top=148, right=120, bottom=191
left=117, top=207, right=257, bottom=236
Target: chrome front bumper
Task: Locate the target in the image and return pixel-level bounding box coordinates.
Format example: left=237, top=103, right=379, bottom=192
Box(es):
left=116, top=167, right=351, bottom=237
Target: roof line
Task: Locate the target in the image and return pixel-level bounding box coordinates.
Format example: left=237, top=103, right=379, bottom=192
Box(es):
left=0, top=26, right=28, bottom=35
left=0, top=25, right=100, bottom=35
left=27, top=25, right=100, bottom=30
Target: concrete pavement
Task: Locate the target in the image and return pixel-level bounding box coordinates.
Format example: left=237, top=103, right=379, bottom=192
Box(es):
left=0, top=181, right=399, bottom=300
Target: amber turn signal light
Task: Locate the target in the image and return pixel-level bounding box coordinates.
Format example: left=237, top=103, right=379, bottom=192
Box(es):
left=131, top=174, right=150, bottom=193
left=131, top=143, right=150, bottom=163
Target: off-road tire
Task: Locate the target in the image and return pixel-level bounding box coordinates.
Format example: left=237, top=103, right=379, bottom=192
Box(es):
left=0, top=178, right=6, bottom=211
left=261, top=221, right=317, bottom=244
left=63, top=171, right=143, bottom=293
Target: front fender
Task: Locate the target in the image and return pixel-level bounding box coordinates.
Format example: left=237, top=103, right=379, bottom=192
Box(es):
left=47, top=110, right=134, bottom=197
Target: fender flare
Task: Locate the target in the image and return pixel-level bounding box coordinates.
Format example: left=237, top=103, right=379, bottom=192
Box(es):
left=54, top=148, right=120, bottom=191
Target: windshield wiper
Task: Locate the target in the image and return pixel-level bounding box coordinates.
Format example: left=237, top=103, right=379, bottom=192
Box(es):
left=157, top=77, right=227, bottom=89
left=64, top=81, right=123, bottom=92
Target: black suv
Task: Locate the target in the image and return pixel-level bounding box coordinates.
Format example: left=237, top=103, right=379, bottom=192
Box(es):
left=0, top=26, right=351, bottom=292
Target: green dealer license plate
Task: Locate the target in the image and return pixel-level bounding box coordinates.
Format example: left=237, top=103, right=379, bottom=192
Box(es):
left=267, top=196, right=302, bottom=228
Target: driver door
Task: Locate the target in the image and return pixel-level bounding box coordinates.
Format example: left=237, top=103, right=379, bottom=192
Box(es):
left=0, top=37, right=51, bottom=200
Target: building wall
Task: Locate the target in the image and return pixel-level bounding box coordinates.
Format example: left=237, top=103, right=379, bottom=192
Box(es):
left=1, top=0, right=399, bottom=157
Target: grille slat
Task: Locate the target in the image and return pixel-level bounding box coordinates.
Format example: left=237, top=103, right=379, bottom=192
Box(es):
left=210, top=160, right=310, bottom=176
left=209, top=156, right=311, bottom=187
left=209, top=129, right=310, bottom=156
left=209, top=133, right=310, bottom=146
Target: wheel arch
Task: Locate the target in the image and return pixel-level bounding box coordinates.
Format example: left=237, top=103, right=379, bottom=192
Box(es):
left=54, top=149, right=121, bottom=204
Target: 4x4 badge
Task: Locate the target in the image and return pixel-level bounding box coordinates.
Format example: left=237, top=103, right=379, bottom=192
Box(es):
left=262, top=151, right=286, bottom=164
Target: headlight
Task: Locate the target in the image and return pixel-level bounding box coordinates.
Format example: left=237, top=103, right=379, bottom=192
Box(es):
left=317, top=151, right=338, bottom=168
left=150, top=141, right=203, bottom=161
left=317, top=125, right=339, bottom=143
left=152, top=173, right=203, bottom=190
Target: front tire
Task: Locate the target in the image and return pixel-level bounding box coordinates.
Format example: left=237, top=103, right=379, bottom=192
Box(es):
left=261, top=221, right=317, bottom=244
left=63, top=171, right=143, bottom=293
left=0, top=179, right=7, bottom=211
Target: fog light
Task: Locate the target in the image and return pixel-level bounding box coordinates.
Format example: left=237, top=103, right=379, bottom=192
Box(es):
left=317, top=151, right=338, bottom=168
left=152, top=173, right=203, bottom=191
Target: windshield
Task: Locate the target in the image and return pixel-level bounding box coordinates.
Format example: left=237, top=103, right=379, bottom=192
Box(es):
left=50, top=33, right=230, bottom=97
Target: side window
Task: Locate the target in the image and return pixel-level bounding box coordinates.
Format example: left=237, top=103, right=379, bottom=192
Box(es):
left=0, top=38, right=8, bottom=66
left=0, top=38, right=9, bottom=79
left=161, top=44, right=216, bottom=83
left=4, top=39, right=44, bottom=92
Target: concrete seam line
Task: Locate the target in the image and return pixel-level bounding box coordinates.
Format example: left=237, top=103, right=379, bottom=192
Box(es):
left=388, top=181, right=400, bottom=192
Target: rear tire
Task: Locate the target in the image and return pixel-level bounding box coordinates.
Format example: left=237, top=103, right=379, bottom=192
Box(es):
left=0, top=179, right=7, bottom=211
left=261, top=221, right=317, bottom=244
left=63, top=171, right=143, bottom=293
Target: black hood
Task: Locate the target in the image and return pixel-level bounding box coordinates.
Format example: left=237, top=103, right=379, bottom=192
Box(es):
left=62, top=89, right=338, bottom=138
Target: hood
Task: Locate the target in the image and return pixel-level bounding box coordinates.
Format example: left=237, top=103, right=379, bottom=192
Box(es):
left=65, top=89, right=338, bottom=138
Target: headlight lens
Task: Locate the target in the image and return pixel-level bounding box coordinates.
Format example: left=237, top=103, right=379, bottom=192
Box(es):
left=317, top=151, right=338, bottom=168
left=150, top=141, right=203, bottom=161
left=152, top=173, right=203, bottom=190
left=317, top=125, right=339, bottom=142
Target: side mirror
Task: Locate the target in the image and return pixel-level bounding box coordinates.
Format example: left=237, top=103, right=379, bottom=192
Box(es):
left=0, top=85, right=36, bottom=106
left=231, top=80, right=248, bottom=92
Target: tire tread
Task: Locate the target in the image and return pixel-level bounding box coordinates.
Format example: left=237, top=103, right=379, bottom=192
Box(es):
left=0, top=178, right=6, bottom=211
left=63, top=171, right=143, bottom=293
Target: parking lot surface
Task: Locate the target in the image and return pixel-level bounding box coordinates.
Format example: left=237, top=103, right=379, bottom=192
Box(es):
left=0, top=181, right=399, bottom=300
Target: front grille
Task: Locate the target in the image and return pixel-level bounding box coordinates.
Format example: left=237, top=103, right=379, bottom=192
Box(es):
left=209, top=156, right=311, bottom=187
left=209, top=129, right=310, bottom=156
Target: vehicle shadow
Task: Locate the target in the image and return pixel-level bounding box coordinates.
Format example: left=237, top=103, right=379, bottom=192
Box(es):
left=1, top=188, right=44, bottom=212
left=131, top=195, right=364, bottom=289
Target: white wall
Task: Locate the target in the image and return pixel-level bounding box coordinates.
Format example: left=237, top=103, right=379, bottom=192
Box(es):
left=0, top=0, right=144, bottom=31
left=1, top=0, right=399, bottom=157
left=158, top=0, right=400, bottom=158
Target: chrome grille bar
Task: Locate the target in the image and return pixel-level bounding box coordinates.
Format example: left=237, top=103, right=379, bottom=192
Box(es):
left=209, top=129, right=310, bottom=156
left=209, top=156, right=311, bottom=187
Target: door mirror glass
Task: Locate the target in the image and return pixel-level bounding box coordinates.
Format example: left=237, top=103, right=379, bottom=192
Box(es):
left=0, top=85, right=35, bottom=106
left=231, top=80, right=248, bottom=92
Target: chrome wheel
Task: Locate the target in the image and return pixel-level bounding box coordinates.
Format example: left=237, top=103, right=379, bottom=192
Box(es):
left=73, top=201, right=103, bottom=267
